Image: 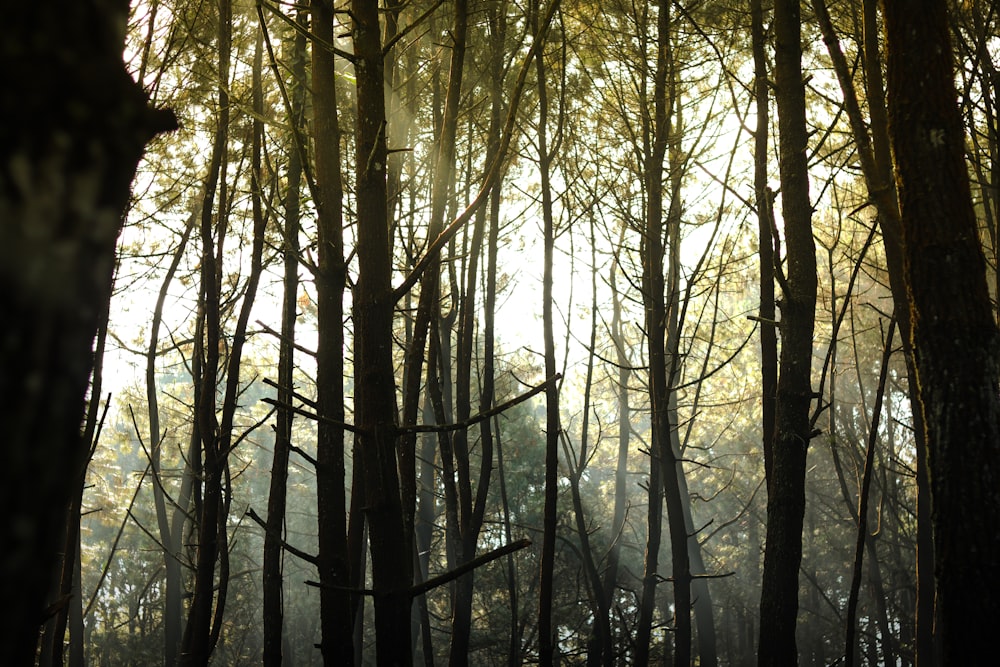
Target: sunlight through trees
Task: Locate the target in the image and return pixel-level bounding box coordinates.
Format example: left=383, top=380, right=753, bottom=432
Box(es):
left=6, top=0, right=1000, bottom=665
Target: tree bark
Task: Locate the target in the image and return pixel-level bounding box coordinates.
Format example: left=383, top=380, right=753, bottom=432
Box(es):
left=0, top=1, right=173, bottom=662
left=179, top=0, right=234, bottom=659
left=811, top=0, right=936, bottom=658
left=263, top=10, right=306, bottom=664
left=351, top=1, right=413, bottom=664
left=883, top=0, right=1000, bottom=662
left=533, top=1, right=561, bottom=663
left=757, top=0, right=817, bottom=661
left=310, top=1, right=354, bottom=663
left=751, top=0, right=777, bottom=486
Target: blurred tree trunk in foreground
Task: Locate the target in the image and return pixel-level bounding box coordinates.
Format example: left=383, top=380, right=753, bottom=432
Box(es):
left=0, top=1, right=174, bottom=663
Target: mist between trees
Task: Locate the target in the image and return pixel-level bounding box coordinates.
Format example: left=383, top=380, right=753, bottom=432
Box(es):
left=5, top=0, right=1000, bottom=665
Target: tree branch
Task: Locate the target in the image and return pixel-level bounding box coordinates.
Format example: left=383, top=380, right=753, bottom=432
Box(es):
left=399, top=374, right=561, bottom=433
left=246, top=507, right=319, bottom=565
left=408, top=538, right=532, bottom=597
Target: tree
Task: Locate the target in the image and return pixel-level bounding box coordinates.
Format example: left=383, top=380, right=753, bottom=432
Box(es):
left=883, top=0, right=1000, bottom=661
left=634, top=1, right=696, bottom=662
left=0, top=1, right=174, bottom=662
left=757, top=0, right=818, bottom=661
left=532, top=1, right=563, bottom=664
left=350, top=1, right=414, bottom=663
left=308, top=0, right=355, bottom=662
left=807, top=0, right=936, bottom=654
left=262, top=9, right=306, bottom=663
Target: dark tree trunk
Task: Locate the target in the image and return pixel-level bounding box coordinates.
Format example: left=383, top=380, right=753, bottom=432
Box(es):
left=574, top=216, right=614, bottom=667
left=636, top=2, right=693, bottom=664
left=0, top=2, right=173, bottom=663
left=811, top=0, right=936, bottom=659
left=146, top=207, right=195, bottom=667
left=351, top=1, right=413, bottom=664
left=602, top=237, right=631, bottom=650
left=391, top=0, right=470, bottom=658
left=40, top=312, right=108, bottom=666
left=750, top=0, right=777, bottom=486
left=532, top=1, right=561, bottom=663
left=757, top=0, right=817, bottom=662
left=263, top=10, right=306, bottom=664
left=883, top=0, right=1000, bottom=662
left=310, top=1, right=354, bottom=663
left=179, top=1, right=234, bottom=659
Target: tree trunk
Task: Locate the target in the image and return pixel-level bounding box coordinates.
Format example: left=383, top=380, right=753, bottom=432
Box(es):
left=146, top=207, right=195, bottom=667
left=602, top=233, right=631, bottom=651
left=573, top=215, right=614, bottom=667
left=310, top=1, right=354, bottom=663
left=635, top=2, right=694, bottom=664
left=750, top=0, right=777, bottom=486
left=263, top=10, right=305, bottom=663
left=0, top=1, right=173, bottom=663
left=811, top=0, right=936, bottom=658
left=757, top=0, right=817, bottom=661
left=533, top=1, right=561, bottom=663
left=351, top=1, right=413, bottom=664
left=178, top=3, right=234, bottom=660
left=883, top=1, right=1000, bottom=662
left=40, top=312, right=109, bottom=666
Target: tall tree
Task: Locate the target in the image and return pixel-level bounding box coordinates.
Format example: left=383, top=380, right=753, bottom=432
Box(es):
left=634, top=1, right=695, bottom=663
left=757, top=0, right=817, bottom=661
left=0, top=1, right=173, bottom=662
left=350, top=1, right=413, bottom=663
left=532, top=1, right=563, bottom=664
left=309, top=0, right=354, bottom=662
left=395, top=1, right=472, bottom=658
left=146, top=208, right=197, bottom=667
left=262, top=9, right=306, bottom=663
left=179, top=0, right=235, bottom=659
left=809, top=0, right=936, bottom=658
left=883, top=0, right=1000, bottom=661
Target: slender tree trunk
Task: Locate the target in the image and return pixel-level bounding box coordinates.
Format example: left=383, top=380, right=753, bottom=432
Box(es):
left=146, top=209, right=196, bottom=667
left=845, top=319, right=896, bottom=667
left=749, top=16, right=778, bottom=661
left=574, top=216, right=613, bottom=667
left=187, top=0, right=268, bottom=656
left=635, top=443, right=664, bottom=667
left=602, top=234, right=631, bottom=645
left=310, top=1, right=353, bottom=664
left=415, top=399, right=437, bottom=665
left=351, top=2, right=412, bottom=664
left=635, top=2, right=692, bottom=663
left=750, top=0, right=777, bottom=486
left=263, top=11, right=306, bottom=663
left=386, top=0, right=471, bottom=658
left=757, top=0, right=817, bottom=661
left=533, top=2, right=561, bottom=663
left=660, top=77, right=693, bottom=667
left=179, top=0, right=233, bottom=659
left=883, top=1, right=1000, bottom=662
left=41, top=309, right=110, bottom=666
left=484, top=26, right=520, bottom=652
